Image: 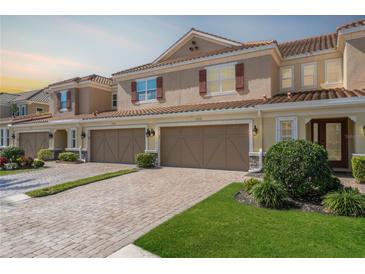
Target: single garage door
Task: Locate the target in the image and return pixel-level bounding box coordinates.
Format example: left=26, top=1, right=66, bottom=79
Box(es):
left=90, top=128, right=145, bottom=163
left=19, top=132, right=49, bottom=158
left=161, top=124, right=249, bottom=171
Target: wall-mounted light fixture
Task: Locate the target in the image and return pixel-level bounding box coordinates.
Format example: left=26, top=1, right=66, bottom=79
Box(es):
left=81, top=132, right=86, bottom=139
left=11, top=133, right=15, bottom=140
left=146, top=129, right=155, bottom=138
left=48, top=133, right=53, bottom=138
left=363, top=125, right=365, bottom=135
left=252, top=125, right=258, bottom=136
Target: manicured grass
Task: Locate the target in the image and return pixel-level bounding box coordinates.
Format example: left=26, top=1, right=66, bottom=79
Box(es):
left=26, top=168, right=137, bottom=197
left=0, top=167, right=45, bottom=176
left=135, top=183, right=365, bottom=258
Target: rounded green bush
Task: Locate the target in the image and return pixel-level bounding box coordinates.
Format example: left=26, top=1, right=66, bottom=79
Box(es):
left=0, top=147, right=25, bottom=163
left=33, top=159, right=45, bottom=168
left=242, top=178, right=261, bottom=194
left=37, top=149, right=53, bottom=161
left=264, top=140, right=336, bottom=200
left=323, top=188, right=365, bottom=217
left=135, top=152, right=157, bottom=168
left=251, top=180, right=288, bottom=209
left=58, top=152, right=78, bottom=162
left=352, top=156, right=365, bottom=184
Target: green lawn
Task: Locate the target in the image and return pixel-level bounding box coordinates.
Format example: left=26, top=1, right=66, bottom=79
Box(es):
left=135, top=183, right=365, bottom=258
left=26, top=168, right=137, bottom=197
left=0, top=167, right=45, bottom=176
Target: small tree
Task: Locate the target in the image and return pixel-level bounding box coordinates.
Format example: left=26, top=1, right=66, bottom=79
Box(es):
left=10, top=104, right=19, bottom=116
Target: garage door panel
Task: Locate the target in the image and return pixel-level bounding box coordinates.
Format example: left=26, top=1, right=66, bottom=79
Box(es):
left=161, top=124, right=249, bottom=171
left=19, top=132, right=49, bottom=159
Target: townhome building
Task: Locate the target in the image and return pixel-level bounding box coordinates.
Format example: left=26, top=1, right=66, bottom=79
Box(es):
left=2, top=18, right=365, bottom=172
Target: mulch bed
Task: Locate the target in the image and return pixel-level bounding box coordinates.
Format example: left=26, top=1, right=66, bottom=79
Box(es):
left=55, top=160, right=84, bottom=164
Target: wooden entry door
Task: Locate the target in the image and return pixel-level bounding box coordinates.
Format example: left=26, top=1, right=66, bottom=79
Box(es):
left=311, top=118, right=348, bottom=168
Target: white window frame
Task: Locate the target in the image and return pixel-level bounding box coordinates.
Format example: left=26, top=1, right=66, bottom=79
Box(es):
left=205, top=62, right=236, bottom=96
left=0, top=128, right=10, bottom=148
left=136, top=77, right=158, bottom=103
left=276, top=117, right=298, bottom=142
left=280, top=65, right=294, bottom=91
left=18, top=104, right=27, bottom=116
left=68, top=128, right=77, bottom=149
left=59, top=90, right=68, bottom=112
left=112, top=92, right=118, bottom=109
left=301, top=62, right=317, bottom=89
left=324, top=58, right=343, bottom=85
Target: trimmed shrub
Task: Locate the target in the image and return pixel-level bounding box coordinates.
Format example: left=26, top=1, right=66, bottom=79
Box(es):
left=0, top=156, right=7, bottom=168
left=242, top=178, right=261, bottom=194
left=323, top=187, right=365, bottom=217
left=136, top=152, right=157, bottom=168
left=352, top=156, right=365, bottom=184
left=264, top=140, right=334, bottom=200
left=251, top=179, right=288, bottom=209
left=37, top=149, right=53, bottom=161
left=4, top=162, right=19, bottom=170
left=17, top=156, right=34, bottom=168
left=0, top=147, right=24, bottom=162
left=33, top=159, right=45, bottom=168
left=58, top=152, right=78, bottom=162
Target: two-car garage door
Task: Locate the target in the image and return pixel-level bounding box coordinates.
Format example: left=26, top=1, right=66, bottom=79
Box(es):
left=160, top=124, right=249, bottom=171
left=19, top=132, right=49, bottom=158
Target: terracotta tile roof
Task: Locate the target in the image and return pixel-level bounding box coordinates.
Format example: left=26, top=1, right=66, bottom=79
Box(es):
left=10, top=89, right=49, bottom=104
left=0, top=93, right=19, bottom=104
left=11, top=113, right=52, bottom=125
left=48, top=74, right=112, bottom=87
left=336, top=18, right=365, bottom=32
left=112, top=40, right=275, bottom=76
left=278, top=33, right=337, bottom=58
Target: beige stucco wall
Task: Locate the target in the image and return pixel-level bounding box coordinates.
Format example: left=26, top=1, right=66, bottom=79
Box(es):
left=28, top=102, right=49, bottom=114
left=78, top=87, right=112, bottom=114
left=344, top=37, right=365, bottom=90
left=118, top=54, right=278, bottom=110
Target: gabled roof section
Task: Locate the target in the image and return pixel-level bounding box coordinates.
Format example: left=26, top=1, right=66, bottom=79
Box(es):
left=48, top=74, right=112, bottom=88
left=11, top=89, right=49, bottom=104
left=152, top=28, right=242, bottom=64
left=336, top=18, right=365, bottom=33
left=278, top=33, right=337, bottom=58
left=0, top=92, right=19, bottom=104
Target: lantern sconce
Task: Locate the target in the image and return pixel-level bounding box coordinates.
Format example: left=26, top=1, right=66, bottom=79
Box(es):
left=48, top=133, right=53, bottom=139
left=81, top=132, right=86, bottom=139
left=252, top=125, right=258, bottom=136
left=146, top=129, right=155, bottom=138
left=363, top=125, right=365, bottom=135
left=11, top=133, right=16, bottom=140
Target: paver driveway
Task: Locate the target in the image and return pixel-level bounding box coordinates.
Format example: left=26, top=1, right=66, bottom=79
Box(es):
left=0, top=167, right=245, bottom=257
left=0, top=162, right=131, bottom=198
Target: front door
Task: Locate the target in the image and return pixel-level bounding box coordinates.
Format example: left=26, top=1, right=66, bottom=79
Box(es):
left=311, top=118, right=348, bottom=168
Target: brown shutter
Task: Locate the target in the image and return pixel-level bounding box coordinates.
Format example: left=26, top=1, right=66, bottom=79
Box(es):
left=199, top=69, right=207, bottom=95
left=57, top=93, right=62, bottom=110
left=131, top=81, right=137, bottom=103
left=235, top=63, right=244, bottom=92
left=156, top=76, right=163, bottom=99
left=66, top=90, right=72, bottom=109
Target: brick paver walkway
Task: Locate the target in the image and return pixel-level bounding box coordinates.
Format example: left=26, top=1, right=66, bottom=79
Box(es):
left=0, top=167, right=245, bottom=257
left=0, top=162, right=132, bottom=198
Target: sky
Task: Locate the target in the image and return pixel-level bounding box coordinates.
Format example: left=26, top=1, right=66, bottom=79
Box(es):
left=0, top=15, right=363, bottom=93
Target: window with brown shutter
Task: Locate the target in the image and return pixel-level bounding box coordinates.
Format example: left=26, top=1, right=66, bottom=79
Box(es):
left=156, top=76, right=163, bottom=99
left=57, top=93, right=62, bottom=110
left=199, top=69, right=207, bottom=95
left=235, top=63, right=244, bottom=92
left=66, top=90, right=72, bottom=109
left=131, top=81, right=137, bottom=103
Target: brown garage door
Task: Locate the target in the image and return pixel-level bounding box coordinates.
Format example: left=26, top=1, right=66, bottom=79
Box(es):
left=161, top=124, right=249, bottom=171
left=90, top=128, right=145, bottom=163
left=19, top=132, right=49, bottom=158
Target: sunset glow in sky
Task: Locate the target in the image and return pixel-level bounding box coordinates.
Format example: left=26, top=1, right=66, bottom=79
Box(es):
left=0, top=15, right=363, bottom=93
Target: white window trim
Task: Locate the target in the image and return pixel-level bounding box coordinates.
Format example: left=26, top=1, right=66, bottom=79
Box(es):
left=136, top=76, right=158, bottom=103
left=280, top=65, right=294, bottom=91
left=276, top=116, right=298, bottom=142
left=67, top=128, right=77, bottom=149
left=205, top=62, right=236, bottom=96
left=0, top=128, right=10, bottom=148
left=18, top=104, right=27, bottom=116
left=301, top=62, right=317, bottom=90
left=112, top=92, right=118, bottom=109
left=324, top=58, right=343, bottom=86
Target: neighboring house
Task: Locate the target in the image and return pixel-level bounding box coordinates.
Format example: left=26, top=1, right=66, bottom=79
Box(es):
left=3, top=18, right=365, bottom=172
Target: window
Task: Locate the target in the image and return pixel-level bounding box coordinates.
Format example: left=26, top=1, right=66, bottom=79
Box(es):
left=0, top=128, right=9, bottom=147
left=60, top=90, right=68, bottom=111
left=325, top=59, right=342, bottom=84
left=69, top=129, right=77, bottom=148
left=18, top=104, right=27, bottom=116
left=36, top=107, right=44, bottom=113
left=280, top=66, right=294, bottom=90
left=136, top=78, right=157, bottom=102
left=301, top=63, right=317, bottom=89
left=276, top=117, right=298, bottom=142
left=112, top=93, right=117, bottom=108
left=206, top=63, right=235, bottom=94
